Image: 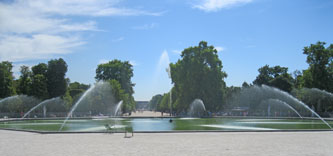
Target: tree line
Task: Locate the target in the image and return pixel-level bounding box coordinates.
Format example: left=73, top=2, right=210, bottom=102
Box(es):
left=1, top=41, right=332, bottom=116
left=149, top=41, right=333, bottom=115
left=0, top=59, right=135, bottom=116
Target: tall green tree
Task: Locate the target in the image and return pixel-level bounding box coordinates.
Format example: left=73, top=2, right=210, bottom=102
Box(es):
left=148, top=94, right=163, bottom=111
left=170, top=41, right=227, bottom=112
left=108, top=79, right=135, bottom=113
left=95, top=60, right=136, bottom=113
left=32, top=63, right=47, bottom=76
left=46, top=58, right=68, bottom=98
left=158, top=93, right=171, bottom=112
left=0, top=61, right=15, bottom=98
left=253, top=65, right=294, bottom=92
left=96, top=60, right=135, bottom=95
left=302, top=41, right=333, bottom=92
left=30, top=74, right=48, bottom=100
left=29, top=63, right=49, bottom=99
left=17, top=66, right=31, bottom=95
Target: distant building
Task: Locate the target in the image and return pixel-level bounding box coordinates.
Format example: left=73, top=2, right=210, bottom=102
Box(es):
left=136, top=101, right=149, bottom=110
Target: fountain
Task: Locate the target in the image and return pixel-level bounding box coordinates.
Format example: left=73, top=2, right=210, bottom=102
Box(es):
left=0, top=95, right=20, bottom=104
left=260, top=99, right=303, bottom=118
left=308, top=88, right=333, bottom=97
left=229, top=85, right=332, bottom=129
left=0, top=95, right=40, bottom=118
left=59, top=81, right=119, bottom=131
left=1, top=82, right=332, bottom=132
left=166, top=65, right=173, bottom=116
left=188, top=99, right=206, bottom=117
left=263, top=85, right=332, bottom=129
left=22, top=97, right=61, bottom=118
left=59, top=83, right=98, bottom=131
left=114, top=101, right=123, bottom=116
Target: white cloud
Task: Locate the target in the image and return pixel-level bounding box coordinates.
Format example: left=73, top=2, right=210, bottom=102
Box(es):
left=0, top=34, right=84, bottom=62
left=193, top=0, right=253, bottom=12
left=0, top=0, right=162, bottom=62
left=24, top=0, right=163, bottom=16
left=132, top=23, right=158, bottom=30
left=0, top=3, right=98, bottom=34
left=215, top=46, right=224, bottom=52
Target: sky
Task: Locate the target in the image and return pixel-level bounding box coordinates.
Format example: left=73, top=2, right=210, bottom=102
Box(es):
left=1, top=0, right=333, bottom=101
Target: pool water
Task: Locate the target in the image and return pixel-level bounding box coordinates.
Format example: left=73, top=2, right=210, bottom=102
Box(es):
left=0, top=117, right=332, bottom=132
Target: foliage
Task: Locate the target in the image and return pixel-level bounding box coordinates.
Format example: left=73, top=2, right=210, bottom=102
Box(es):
left=68, top=82, right=90, bottom=103
left=224, top=86, right=241, bottom=108
left=170, top=41, right=227, bottom=112
left=62, top=90, right=73, bottom=111
left=17, top=66, right=32, bottom=95
left=242, top=82, right=250, bottom=88
left=47, top=58, right=68, bottom=98
left=30, top=74, right=49, bottom=100
left=148, top=94, right=163, bottom=111
left=302, top=41, right=333, bottom=92
left=96, top=60, right=135, bottom=95
left=95, top=60, right=136, bottom=113
left=32, top=63, right=48, bottom=76
left=291, top=88, right=333, bottom=116
left=158, top=93, right=170, bottom=112
left=0, top=61, right=15, bottom=98
left=253, top=65, right=294, bottom=92
left=109, top=79, right=135, bottom=113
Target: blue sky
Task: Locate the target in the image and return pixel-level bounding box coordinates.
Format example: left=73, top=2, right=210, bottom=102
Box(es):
left=1, top=0, right=333, bottom=101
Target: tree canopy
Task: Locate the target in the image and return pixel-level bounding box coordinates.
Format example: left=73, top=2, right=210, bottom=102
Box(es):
left=95, top=60, right=136, bottom=113
left=0, top=61, right=15, bottom=98
left=170, top=41, right=227, bottom=112
left=302, top=41, right=333, bottom=92
left=47, top=58, right=68, bottom=98
left=253, top=65, right=294, bottom=92
left=96, top=60, right=135, bottom=95
left=17, top=66, right=31, bottom=95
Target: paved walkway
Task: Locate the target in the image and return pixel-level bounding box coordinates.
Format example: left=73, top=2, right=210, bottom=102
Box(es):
left=0, top=130, right=332, bottom=156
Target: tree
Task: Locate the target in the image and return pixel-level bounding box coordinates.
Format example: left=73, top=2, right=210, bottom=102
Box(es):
left=253, top=65, right=289, bottom=85
left=0, top=61, right=15, bottom=98
left=17, top=66, right=31, bottom=95
left=225, top=86, right=241, bottom=109
left=46, top=58, right=68, bottom=98
left=95, top=60, right=136, bottom=113
left=158, top=93, right=170, bottom=112
left=242, top=82, right=250, bottom=88
left=292, top=70, right=304, bottom=89
left=30, top=74, right=48, bottom=100
left=268, top=74, right=293, bottom=92
left=96, top=60, right=135, bottom=95
left=29, top=63, right=49, bottom=99
left=109, top=79, right=135, bottom=113
left=302, top=41, right=333, bottom=92
left=170, top=41, right=227, bottom=112
left=253, top=65, right=294, bottom=92
left=32, top=63, right=47, bottom=76
left=68, top=82, right=89, bottom=97
left=148, top=94, right=163, bottom=111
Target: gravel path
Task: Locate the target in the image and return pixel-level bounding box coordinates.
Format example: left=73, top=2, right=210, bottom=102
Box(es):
left=1, top=130, right=332, bottom=156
